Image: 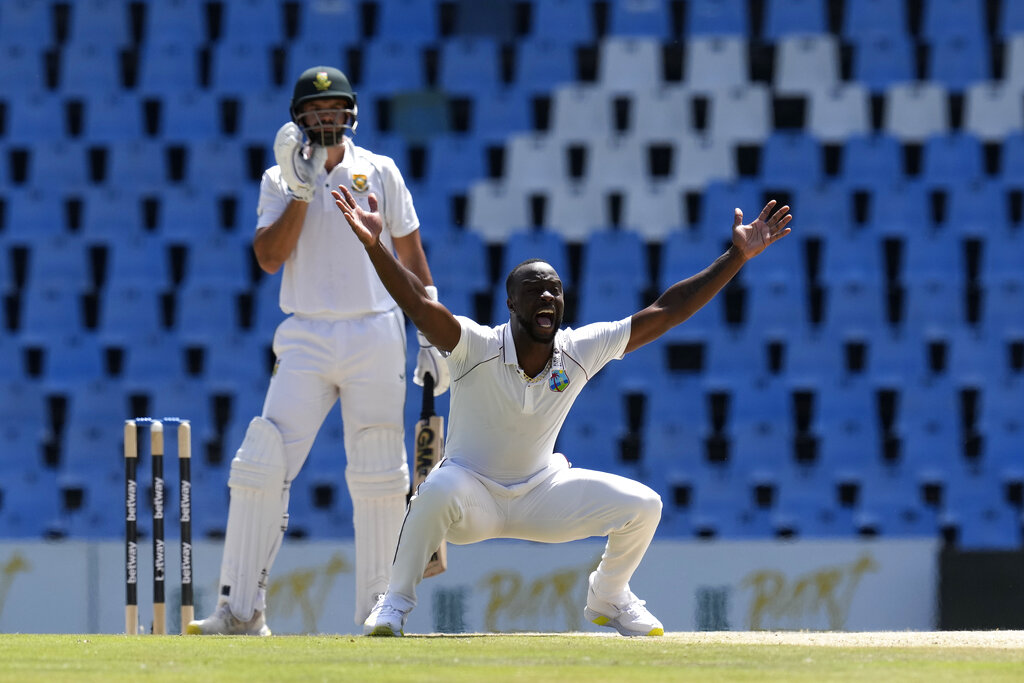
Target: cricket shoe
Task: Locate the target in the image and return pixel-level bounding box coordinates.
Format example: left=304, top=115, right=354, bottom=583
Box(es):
left=584, top=572, right=664, bottom=637
left=185, top=602, right=272, bottom=636
left=363, top=594, right=408, bottom=637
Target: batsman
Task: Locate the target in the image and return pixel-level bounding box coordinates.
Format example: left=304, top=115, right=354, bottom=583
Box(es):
left=187, top=66, right=449, bottom=635
left=334, top=183, right=792, bottom=637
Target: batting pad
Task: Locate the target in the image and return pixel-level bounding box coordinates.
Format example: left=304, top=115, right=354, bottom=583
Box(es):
left=345, top=428, right=409, bottom=624
left=220, top=417, right=289, bottom=621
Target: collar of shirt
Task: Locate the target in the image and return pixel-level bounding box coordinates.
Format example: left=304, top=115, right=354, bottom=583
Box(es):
left=500, top=322, right=563, bottom=383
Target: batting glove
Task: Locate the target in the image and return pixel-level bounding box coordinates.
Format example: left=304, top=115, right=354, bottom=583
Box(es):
left=414, top=286, right=450, bottom=396
left=273, top=122, right=327, bottom=202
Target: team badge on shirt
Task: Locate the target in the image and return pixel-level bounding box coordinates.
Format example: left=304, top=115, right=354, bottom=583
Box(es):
left=352, top=174, right=369, bottom=192
left=549, top=367, right=569, bottom=392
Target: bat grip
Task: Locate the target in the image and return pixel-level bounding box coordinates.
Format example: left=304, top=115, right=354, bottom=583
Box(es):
left=420, top=372, right=435, bottom=419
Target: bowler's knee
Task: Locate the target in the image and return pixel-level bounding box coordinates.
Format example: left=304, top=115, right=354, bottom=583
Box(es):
left=635, top=486, right=662, bottom=525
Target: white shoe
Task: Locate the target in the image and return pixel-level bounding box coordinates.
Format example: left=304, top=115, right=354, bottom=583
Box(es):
left=363, top=594, right=408, bottom=637
left=185, top=602, right=272, bottom=636
left=583, top=572, right=664, bottom=637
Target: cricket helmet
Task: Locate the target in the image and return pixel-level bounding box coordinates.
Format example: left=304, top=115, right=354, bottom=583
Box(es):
left=289, top=66, right=358, bottom=146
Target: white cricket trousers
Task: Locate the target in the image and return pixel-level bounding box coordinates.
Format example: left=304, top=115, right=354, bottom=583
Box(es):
left=387, top=456, right=663, bottom=611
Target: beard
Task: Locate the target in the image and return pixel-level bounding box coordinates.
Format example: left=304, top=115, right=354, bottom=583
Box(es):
left=513, top=308, right=559, bottom=344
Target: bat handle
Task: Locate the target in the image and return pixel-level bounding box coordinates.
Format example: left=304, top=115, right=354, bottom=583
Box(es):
left=420, top=372, right=435, bottom=419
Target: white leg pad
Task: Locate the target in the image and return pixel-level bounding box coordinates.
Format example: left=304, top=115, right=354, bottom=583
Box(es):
left=219, top=417, right=288, bottom=621
left=345, top=428, right=409, bottom=624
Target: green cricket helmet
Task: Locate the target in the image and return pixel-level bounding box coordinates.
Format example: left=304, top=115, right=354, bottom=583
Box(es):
left=289, top=66, right=358, bottom=146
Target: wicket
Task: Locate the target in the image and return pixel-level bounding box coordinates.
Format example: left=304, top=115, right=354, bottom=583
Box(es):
left=124, top=417, right=193, bottom=635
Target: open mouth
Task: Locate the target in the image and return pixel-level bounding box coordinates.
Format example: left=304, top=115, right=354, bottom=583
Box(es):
left=535, top=308, right=555, bottom=329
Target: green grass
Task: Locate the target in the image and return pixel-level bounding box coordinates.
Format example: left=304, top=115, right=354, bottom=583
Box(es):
left=0, top=634, right=1021, bottom=682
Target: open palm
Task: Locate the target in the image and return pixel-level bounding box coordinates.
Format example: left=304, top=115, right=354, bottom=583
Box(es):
left=332, top=185, right=383, bottom=247
left=732, top=200, right=792, bottom=260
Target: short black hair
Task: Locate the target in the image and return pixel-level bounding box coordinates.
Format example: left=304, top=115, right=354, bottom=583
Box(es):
left=505, top=258, right=549, bottom=297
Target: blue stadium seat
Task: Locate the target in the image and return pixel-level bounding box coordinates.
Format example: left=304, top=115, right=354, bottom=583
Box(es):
left=40, top=334, right=108, bottom=392
left=945, top=180, right=1009, bottom=237
left=851, top=33, right=915, bottom=93
left=136, top=39, right=203, bottom=95
left=512, top=37, right=576, bottom=96
left=152, top=186, right=220, bottom=241
left=897, top=378, right=963, bottom=474
left=975, top=382, right=1024, bottom=474
left=293, top=0, right=359, bottom=44
left=210, top=42, right=276, bottom=95
left=177, top=234, right=250, bottom=289
left=762, top=0, right=827, bottom=41
left=941, top=474, right=1022, bottom=550
left=422, top=226, right=488, bottom=294
left=174, top=284, right=245, bottom=343
left=106, top=233, right=171, bottom=290
left=842, top=0, right=908, bottom=38
left=81, top=92, right=144, bottom=144
left=581, top=229, right=646, bottom=289
left=498, top=228, right=571, bottom=287
left=0, top=0, right=54, bottom=46
left=607, top=0, right=671, bottom=39
left=862, top=181, right=930, bottom=236
left=773, top=467, right=852, bottom=538
left=921, top=133, right=985, bottom=187
left=792, top=182, right=852, bottom=236
left=927, top=34, right=989, bottom=93
left=20, top=233, right=90, bottom=291
left=66, top=0, right=131, bottom=47
left=685, top=0, right=747, bottom=35
left=19, top=284, right=85, bottom=341
left=158, top=91, right=222, bottom=141
left=838, top=134, right=904, bottom=189
left=204, top=333, right=272, bottom=396
left=528, top=0, right=596, bottom=43
left=218, top=0, right=284, bottom=46
left=374, top=0, right=441, bottom=44
left=360, top=40, right=427, bottom=93
left=819, top=277, right=887, bottom=339
left=23, top=141, right=90, bottom=192
left=0, top=44, right=45, bottom=99
left=760, top=132, right=824, bottom=186
left=182, top=138, right=250, bottom=193
left=556, top=386, right=628, bottom=473
left=99, top=283, right=164, bottom=339
left=141, top=0, right=207, bottom=46
left=693, top=180, right=763, bottom=235
left=421, top=134, right=487, bottom=197
left=0, top=470, right=64, bottom=538
left=854, top=465, right=938, bottom=537
left=105, top=140, right=168, bottom=192
left=118, top=333, right=183, bottom=385
left=1000, top=0, right=1024, bottom=35
left=438, top=38, right=502, bottom=96
left=921, top=0, right=986, bottom=40
left=237, top=88, right=289, bottom=144
left=59, top=42, right=124, bottom=96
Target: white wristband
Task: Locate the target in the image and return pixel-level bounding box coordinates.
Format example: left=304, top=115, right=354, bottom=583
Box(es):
left=425, top=285, right=438, bottom=302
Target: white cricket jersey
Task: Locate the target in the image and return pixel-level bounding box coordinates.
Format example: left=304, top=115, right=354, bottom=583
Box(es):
left=444, top=316, right=631, bottom=484
left=256, top=137, right=419, bottom=318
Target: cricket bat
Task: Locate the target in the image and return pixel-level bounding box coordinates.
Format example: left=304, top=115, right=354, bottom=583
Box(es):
left=414, top=372, right=447, bottom=578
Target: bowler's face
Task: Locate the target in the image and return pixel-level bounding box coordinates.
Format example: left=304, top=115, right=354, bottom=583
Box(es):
left=509, top=262, right=564, bottom=343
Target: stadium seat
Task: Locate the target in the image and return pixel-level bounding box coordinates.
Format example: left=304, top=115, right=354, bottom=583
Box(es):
left=543, top=181, right=610, bottom=242
left=666, top=133, right=735, bottom=189
left=218, top=0, right=284, bottom=45
left=1004, top=34, right=1024, bottom=88
left=627, top=85, right=692, bottom=143
left=759, top=132, right=823, bottom=186
left=808, top=84, right=870, bottom=143
left=705, top=84, right=771, bottom=145
left=502, top=133, right=568, bottom=193
left=374, top=0, right=441, bottom=44
left=597, top=37, right=663, bottom=94
left=177, top=234, right=250, bottom=289
left=793, top=181, right=854, bottom=236
left=22, top=141, right=90, bottom=192
left=181, top=138, right=250, bottom=193
left=466, top=180, right=530, bottom=243
left=438, top=38, right=502, bottom=96
left=0, top=0, right=54, bottom=47
left=927, top=34, right=989, bottom=93
left=81, top=91, right=144, bottom=144
left=851, top=33, right=916, bottom=93
left=556, top=386, right=629, bottom=473
left=135, top=39, right=203, bottom=96
left=175, top=284, right=245, bottom=344
left=762, top=0, right=827, bottom=40
left=467, top=87, right=534, bottom=145
left=360, top=40, right=427, bottom=94
left=98, top=282, right=164, bottom=339
left=685, top=0, right=748, bottom=35
left=422, top=226, right=488, bottom=294
left=576, top=275, right=642, bottom=326
left=20, top=233, right=91, bottom=291
left=838, top=134, right=904, bottom=189
left=66, top=0, right=131, bottom=47
left=549, top=84, right=614, bottom=144
left=921, top=0, right=986, bottom=41
left=157, top=91, right=223, bottom=141
left=884, top=82, right=950, bottom=142
left=292, top=0, right=359, bottom=44
left=512, top=37, right=577, bottom=96
left=105, top=139, right=168, bottom=192
left=0, top=469, right=64, bottom=538
left=963, top=82, right=1024, bottom=142
left=854, top=465, right=937, bottom=537
left=584, top=136, right=648, bottom=191
left=140, top=0, right=207, bottom=46
left=975, top=381, right=1024, bottom=474
left=58, top=42, right=124, bottom=97
left=2, top=188, right=63, bottom=240
left=209, top=42, right=276, bottom=95
left=236, top=88, right=289, bottom=144
left=683, top=36, right=749, bottom=93
left=940, top=474, right=1022, bottom=550
left=773, top=34, right=841, bottom=95
left=842, top=0, right=908, bottom=38
left=105, top=232, right=171, bottom=290
left=152, top=186, right=220, bottom=241
left=620, top=182, right=687, bottom=242
left=498, top=228, right=571, bottom=289
left=945, top=180, right=1010, bottom=238
left=0, top=44, right=46, bottom=101
left=528, top=0, right=596, bottom=43
left=581, top=228, right=646, bottom=289
left=692, top=179, right=763, bottom=235
left=921, top=133, right=985, bottom=188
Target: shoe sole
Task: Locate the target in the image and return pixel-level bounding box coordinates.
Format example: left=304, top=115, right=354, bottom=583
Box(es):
left=584, top=607, right=664, bottom=637
left=184, top=623, right=272, bottom=636
left=365, top=625, right=403, bottom=637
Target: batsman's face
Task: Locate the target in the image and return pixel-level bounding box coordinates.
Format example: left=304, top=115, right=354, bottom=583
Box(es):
left=509, top=263, right=564, bottom=343
left=297, top=97, right=353, bottom=146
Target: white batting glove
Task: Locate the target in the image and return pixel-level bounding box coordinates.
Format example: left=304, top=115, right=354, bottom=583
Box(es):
left=413, top=286, right=450, bottom=396
left=273, top=122, right=326, bottom=202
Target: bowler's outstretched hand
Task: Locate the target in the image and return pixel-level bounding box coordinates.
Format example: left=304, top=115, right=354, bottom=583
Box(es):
left=732, top=200, right=792, bottom=260
left=333, top=185, right=383, bottom=248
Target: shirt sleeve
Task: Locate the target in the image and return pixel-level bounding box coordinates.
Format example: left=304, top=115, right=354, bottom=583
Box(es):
left=255, top=167, right=290, bottom=231
left=564, top=317, right=632, bottom=377
left=380, top=156, right=420, bottom=239
left=446, top=316, right=493, bottom=380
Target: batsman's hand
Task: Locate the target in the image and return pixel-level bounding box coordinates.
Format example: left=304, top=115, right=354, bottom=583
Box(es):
left=333, top=184, right=383, bottom=247
left=415, top=330, right=450, bottom=396
left=274, top=122, right=326, bottom=202
left=731, top=200, right=792, bottom=260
